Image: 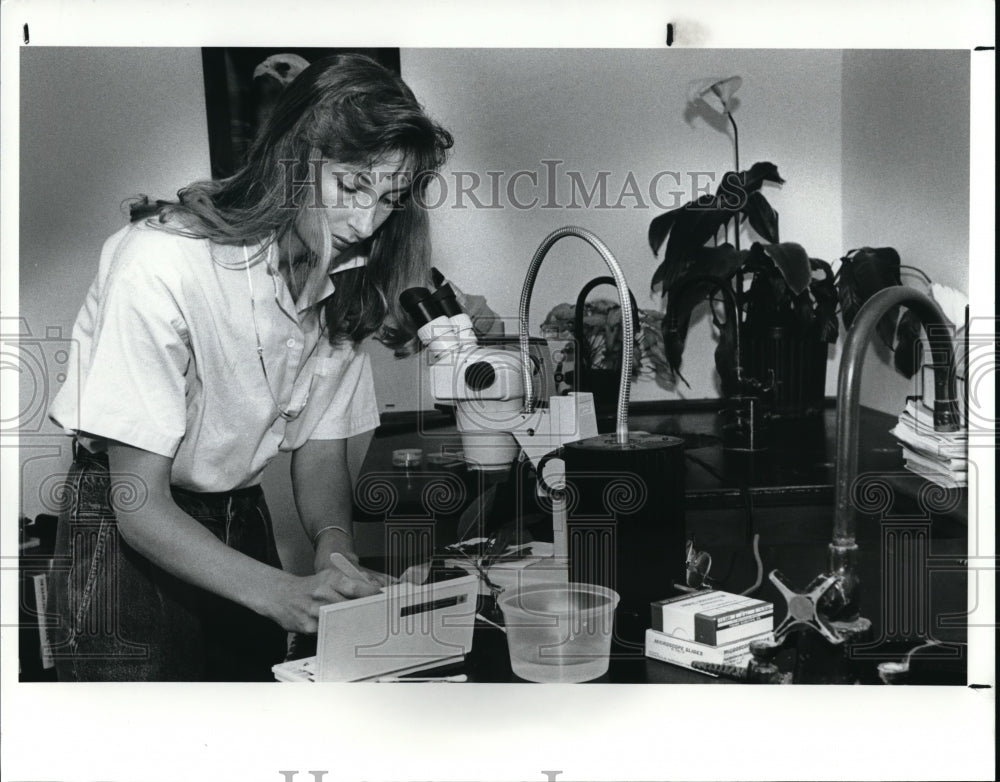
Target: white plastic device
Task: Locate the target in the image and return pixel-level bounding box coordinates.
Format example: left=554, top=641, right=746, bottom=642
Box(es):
left=273, top=572, right=480, bottom=682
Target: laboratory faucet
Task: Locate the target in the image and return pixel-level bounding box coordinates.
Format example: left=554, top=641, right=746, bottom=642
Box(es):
left=518, top=226, right=636, bottom=443
left=771, top=285, right=961, bottom=650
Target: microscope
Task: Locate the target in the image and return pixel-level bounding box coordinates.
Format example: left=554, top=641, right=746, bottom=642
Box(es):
left=399, top=280, right=599, bottom=476
left=402, top=227, right=689, bottom=648
left=398, top=273, right=599, bottom=566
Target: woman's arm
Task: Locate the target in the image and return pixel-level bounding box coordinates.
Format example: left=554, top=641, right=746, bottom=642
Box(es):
left=291, top=437, right=387, bottom=580
left=107, top=442, right=380, bottom=634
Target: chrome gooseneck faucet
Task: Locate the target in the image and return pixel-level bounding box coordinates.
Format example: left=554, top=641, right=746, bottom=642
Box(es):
left=829, top=286, right=960, bottom=623
left=833, top=289, right=961, bottom=543
left=518, top=226, right=635, bottom=445
left=773, top=286, right=961, bottom=647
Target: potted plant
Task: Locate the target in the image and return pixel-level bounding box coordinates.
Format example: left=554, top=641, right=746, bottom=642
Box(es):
left=650, top=76, right=971, bottom=418
left=835, top=246, right=973, bottom=381
left=648, top=76, right=839, bottom=417
left=541, top=281, right=669, bottom=408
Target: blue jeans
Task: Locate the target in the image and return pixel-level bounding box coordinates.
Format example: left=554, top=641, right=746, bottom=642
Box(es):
left=48, top=446, right=288, bottom=681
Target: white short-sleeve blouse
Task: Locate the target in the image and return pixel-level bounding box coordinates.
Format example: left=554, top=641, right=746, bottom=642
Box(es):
left=48, top=220, right=381, bottom=492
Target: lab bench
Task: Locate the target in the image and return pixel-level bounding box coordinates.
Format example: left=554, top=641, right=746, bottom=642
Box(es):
left=353, top=399, right=967, bottom=545
left=345, top=399, right=969, bottom=684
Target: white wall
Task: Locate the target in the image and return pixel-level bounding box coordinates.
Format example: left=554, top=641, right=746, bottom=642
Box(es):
left=19, top=48, right=211, bottom=326
left=17, top=47, right=211, bottom=524
left=841, top=50, right=970, bottom=414
left=375, top=48, right=845, bottom=409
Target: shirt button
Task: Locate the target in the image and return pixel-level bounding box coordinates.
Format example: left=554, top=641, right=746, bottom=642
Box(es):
left=286, top=338, right=297, bottom=349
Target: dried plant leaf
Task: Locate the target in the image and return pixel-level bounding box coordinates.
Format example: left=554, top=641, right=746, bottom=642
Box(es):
left=662, top=247, right=741, bottom=378
left=744, top=191, right=780, bottom=243
left=762, top=242, right=812, bottom=296
left=809, top=257, right=839, bottom=343
left=838, top=247, right=902, bottom=346
left=648, top=208, right=679, bottom=258
left=741, top=162, right=785, bottom=192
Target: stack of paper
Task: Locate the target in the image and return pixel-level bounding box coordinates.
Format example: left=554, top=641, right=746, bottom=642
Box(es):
left=890, top=399, right=968, bottom=488
left=272, top=657, right=316, bottom=682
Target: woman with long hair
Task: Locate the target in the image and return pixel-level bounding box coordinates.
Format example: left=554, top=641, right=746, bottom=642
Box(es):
left=47, top=54, right=454, bottom=681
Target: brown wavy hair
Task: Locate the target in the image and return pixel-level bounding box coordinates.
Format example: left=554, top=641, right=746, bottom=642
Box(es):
left=130, top=53, right=453, bottom=352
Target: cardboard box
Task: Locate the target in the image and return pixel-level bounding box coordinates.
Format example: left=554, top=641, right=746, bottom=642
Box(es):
left=651, top=589, right=773, bottom=646
left=644, top=627, right=774, bottom=675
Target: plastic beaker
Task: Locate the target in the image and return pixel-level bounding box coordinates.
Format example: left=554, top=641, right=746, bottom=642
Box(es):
left=498, top=582, right=620, bottom=683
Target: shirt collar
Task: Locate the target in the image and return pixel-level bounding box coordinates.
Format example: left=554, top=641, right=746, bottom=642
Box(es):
left=292, top=253, right=369, bottom=314
left=329, top=255, right=368, bottom=275
left=293, top=261, right=335, bottom=313
left=234, top=237, right=367, bottom=314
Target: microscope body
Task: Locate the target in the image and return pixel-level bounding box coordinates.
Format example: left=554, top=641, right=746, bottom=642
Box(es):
left=420, top=314, right=599, bottom=471
left=405, top=282, right=598, bottom=469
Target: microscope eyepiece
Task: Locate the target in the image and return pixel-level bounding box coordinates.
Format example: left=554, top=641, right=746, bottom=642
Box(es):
left=399, top=287, right=444, bottom=327
left=429, top=283, right=463, bottom=317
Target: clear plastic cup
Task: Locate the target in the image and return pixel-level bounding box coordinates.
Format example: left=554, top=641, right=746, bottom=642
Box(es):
left=498, top=582, right=620, bottom=683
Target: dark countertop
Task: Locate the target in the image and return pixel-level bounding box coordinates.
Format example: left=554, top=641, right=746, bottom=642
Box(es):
left=353, top=530, right=968, bottom=685
left=358, top=398, right=967, bottom=522
left=345, top=399, right=969, bottom=684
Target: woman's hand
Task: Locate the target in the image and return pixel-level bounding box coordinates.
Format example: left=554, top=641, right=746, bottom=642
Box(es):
left=265, top=565, right=383, bottom=635
left=314, top=548, right=395, bottom=588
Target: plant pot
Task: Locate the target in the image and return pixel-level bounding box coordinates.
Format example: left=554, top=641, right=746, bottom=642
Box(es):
left=573, top=276, right=640, bottom=411
left=743, top=324, right=829, bottom=418
left=579, top=367, right=621, bottom=410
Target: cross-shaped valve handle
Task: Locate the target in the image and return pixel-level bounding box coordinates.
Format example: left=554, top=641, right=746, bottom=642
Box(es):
left=769, top=570, right=844, bottom=645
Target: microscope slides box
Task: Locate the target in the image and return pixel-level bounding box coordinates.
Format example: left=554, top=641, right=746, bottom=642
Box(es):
left=644, top=628, right=774, bottom=675
left=651, top=589, right=773, bottom=646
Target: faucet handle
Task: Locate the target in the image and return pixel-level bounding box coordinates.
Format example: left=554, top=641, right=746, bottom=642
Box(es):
left=769, top=570, right=844, bottom=645
left=747, top=637, right=794, bottom=683
left=748, top=636, right=785, bottom=663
